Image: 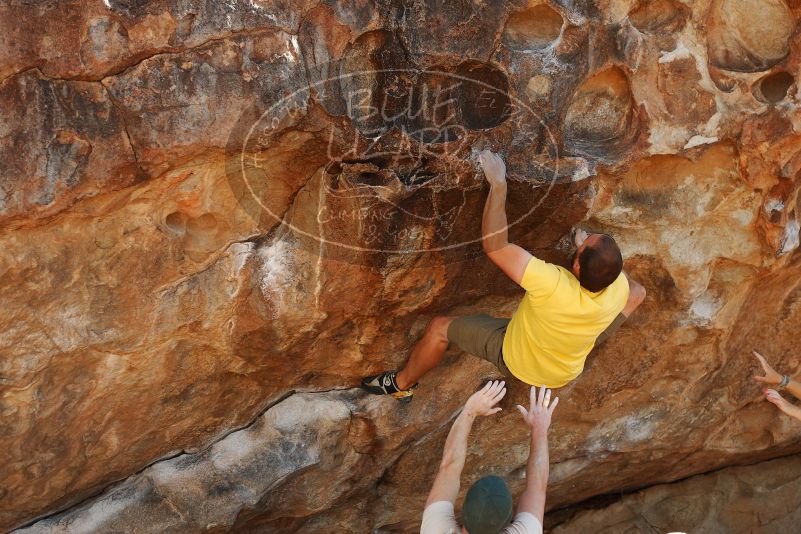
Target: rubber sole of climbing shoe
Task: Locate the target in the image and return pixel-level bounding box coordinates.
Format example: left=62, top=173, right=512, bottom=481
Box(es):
left=390, top=388, right=415, bottom=404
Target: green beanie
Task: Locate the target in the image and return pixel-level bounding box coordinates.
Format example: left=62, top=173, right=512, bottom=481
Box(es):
left=462, top=475, right=513, bottom=534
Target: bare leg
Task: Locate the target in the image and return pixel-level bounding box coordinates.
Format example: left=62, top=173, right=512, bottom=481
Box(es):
left=395, top=316, right=455, bottom=390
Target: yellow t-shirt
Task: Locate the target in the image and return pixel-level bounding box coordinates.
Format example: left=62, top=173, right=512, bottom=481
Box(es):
left=502, top=257, right=629, bottom=388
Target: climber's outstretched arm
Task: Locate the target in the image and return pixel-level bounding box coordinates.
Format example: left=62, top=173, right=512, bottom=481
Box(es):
left=426, top=381, right=507, bottom=506
left=479, top=149, right=532, bottom=286
left=515, top=386, right=558, bottom=523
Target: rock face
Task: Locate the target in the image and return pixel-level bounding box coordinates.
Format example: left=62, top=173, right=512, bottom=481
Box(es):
left=706, top=0, right=795, bottom=73
left=551, top=454, right=801, bottom=533
left=1, top=1, right=801, bottom=532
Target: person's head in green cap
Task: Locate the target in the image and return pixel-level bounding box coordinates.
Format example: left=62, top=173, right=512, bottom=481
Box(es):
left=461, top=475, right=514, bottom=534
left=419, top=382, right=554, bottom=534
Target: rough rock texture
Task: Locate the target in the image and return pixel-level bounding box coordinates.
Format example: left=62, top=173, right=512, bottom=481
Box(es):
left=551, top=453, right=801, bottom=533
left=2, top=0, right=801, bottom=532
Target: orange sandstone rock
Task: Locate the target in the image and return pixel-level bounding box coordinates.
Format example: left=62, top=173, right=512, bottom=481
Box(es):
left=2, top=1, right=801, bottom=532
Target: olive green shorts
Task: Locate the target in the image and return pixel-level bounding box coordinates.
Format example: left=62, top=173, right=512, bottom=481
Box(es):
left=447, top=311, right=628, bottom=378
left=447, top=314, right=512, bottom=377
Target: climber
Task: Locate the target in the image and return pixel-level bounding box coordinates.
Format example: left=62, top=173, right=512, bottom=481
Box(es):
left=362, top=149, right=646, bottom=401
left=420, top=381, right=555, bottom=534
left=753, top=350, right=801, bottom=421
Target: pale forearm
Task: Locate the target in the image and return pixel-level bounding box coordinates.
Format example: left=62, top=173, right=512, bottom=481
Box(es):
left=440, top=410, right=477, bottom=469
left=777, top=402, right=801, bottom=421
left=778, top=400, right=801, bottom=421
left=526, top=432, right=549, bottom=492
left=621, top=272, right=646, bottom=317
left=482, top=183, right=509, bottom=253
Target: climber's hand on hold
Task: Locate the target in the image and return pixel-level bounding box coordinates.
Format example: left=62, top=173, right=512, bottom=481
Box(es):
left=753, top=351, right=782, bottom=385
left=464, top=380, right=506, bottom=417
left=573, top=228, right=589, bottom=248
left=478, top=149, right=506, bottom=188
left=516, top=385, right=558, bottom=438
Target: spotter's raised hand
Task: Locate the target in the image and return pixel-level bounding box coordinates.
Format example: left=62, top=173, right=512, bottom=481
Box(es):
left=464, top=380, right=507, bottom=417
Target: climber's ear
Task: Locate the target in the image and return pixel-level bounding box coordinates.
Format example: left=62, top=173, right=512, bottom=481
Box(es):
left=572, top=250, right=581, bottom=278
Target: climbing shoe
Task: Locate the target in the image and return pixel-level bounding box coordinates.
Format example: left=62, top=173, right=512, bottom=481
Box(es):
left=361, top=370, right=418, bottom=403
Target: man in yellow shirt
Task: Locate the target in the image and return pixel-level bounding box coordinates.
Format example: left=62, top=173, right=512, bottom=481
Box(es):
left=362, top=150, right=646, bottom=401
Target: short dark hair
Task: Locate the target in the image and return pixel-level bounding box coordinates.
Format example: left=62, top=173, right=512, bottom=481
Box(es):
left=578, top=234, right=623, bottom=292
